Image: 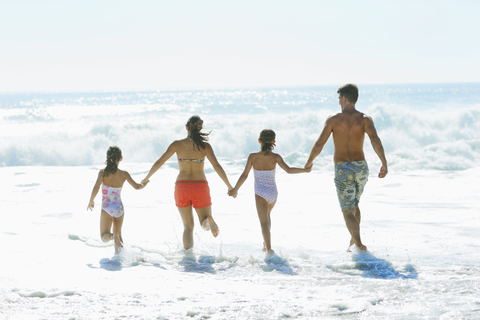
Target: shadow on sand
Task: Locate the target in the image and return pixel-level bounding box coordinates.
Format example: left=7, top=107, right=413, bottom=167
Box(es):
left=261, top=254, right=297, bottom=275
left=327, top=251, right=418, bottom=279
left=179, top=254, right=217, bottom=274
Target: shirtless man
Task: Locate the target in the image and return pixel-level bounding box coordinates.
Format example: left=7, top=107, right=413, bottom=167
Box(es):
left=305, top=84, right=387, bottom=251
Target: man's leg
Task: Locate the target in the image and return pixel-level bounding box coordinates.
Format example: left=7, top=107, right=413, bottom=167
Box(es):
left=343, top=206, right=366, bottom=251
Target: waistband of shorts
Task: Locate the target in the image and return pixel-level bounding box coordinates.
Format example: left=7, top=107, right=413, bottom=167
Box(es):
left=335, top=160, right=367, bottom=167
left=175, top=180, right=208, bottom=184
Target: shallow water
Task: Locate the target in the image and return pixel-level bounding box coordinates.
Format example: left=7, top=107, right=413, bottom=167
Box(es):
left=1, top=165, right=479, bottom=319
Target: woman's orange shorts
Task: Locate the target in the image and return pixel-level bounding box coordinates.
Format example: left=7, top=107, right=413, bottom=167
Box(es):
left=174, top=180, right=212, bottom=209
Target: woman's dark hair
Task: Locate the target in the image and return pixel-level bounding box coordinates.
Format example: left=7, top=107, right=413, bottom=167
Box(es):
left=259, top=129, right=276, bottom=155
left=103, top=146, right=122, bottom=177
left=186, top=115, right=209, bottom=151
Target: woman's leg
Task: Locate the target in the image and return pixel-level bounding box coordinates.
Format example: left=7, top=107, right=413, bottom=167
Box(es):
left=100, top=210, right=114, bottom=243
left=177, top=205, right=195, bottom=249
left=195, top=206, right=219, bottom=237
left=255, top=194, right=276, bottom=254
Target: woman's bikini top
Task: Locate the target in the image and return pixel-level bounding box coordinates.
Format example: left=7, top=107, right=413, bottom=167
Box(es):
left=177, top=157, right=204, bottom=162
left=177, top=138, right=205, bottom=162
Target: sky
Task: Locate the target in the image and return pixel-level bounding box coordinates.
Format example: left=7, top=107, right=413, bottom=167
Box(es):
left=1, top=0, right=479, bottom=92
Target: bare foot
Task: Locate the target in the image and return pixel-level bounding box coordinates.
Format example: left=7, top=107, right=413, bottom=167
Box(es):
left=358, top=244, right=367, bottom=251
left=113, top=232, right=123, bottom=250
left=207, top=216, right=219, bottom=237
left=347, top=238, right=355, bottom=252
left=201, top=218, right=211, bottom=231
left=262, top=243, right=274, bottom=254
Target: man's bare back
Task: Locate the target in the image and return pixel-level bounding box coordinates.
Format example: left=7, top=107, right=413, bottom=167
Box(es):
left=305, top=98, right=387, bottom=177
left=329, top=110, right=368, bottom=164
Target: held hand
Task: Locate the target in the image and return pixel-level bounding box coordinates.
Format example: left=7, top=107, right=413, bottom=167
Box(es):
left=305, top=164, right=313, bottom=173
left=305, top=161, right=313, bottom=169
left=228, top=188, right=238, bottom=198
left=141, top=178, right=150, bottom=185
left=87, top=201, right=94, bottom=211
left=378, top=165, right=388, bottom=178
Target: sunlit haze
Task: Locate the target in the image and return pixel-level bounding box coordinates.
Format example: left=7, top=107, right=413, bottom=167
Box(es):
left=1, top=0, right=479, bottom=92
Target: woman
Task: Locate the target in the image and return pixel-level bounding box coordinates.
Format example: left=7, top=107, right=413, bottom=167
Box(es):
left=142, top=115, right=232, bottom=250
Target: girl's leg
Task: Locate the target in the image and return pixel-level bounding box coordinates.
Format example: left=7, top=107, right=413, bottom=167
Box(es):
left=255, top=194, right=276, bottom=254
left=100, top=210, right=114, bottom=243
left=195, top=206, right=219, bottom=237
left=177, top=205, right=195, bottom=250
left=112, top=214, right=124, bottom=251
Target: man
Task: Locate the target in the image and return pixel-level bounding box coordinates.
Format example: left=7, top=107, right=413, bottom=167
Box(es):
left=305, top=84, right=387, bottom=251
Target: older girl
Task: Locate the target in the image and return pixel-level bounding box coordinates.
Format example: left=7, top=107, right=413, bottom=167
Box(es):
left=229, top=129, right=311, bottom=254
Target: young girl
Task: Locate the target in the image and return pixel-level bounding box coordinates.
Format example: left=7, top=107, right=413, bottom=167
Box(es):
left=228, top=129, right=311, bottom=254
left=87, top=146, right=147, bottom=253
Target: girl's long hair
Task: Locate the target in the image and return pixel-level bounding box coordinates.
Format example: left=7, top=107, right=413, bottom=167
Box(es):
left=259, top=129, right=276, bottom=155
left=103, top=146, right=122, bottom=177
left=186, top=115, right=209, bottom=151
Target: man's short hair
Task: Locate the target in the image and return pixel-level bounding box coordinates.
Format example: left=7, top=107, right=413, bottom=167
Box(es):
left=337, top=84, right=358, bottom=103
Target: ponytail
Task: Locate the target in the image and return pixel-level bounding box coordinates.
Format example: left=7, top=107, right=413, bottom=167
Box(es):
left=103, top=146, right=122, bottom=177
left=186, top=115, right=209, bottom=151
left=259, top=129, right=276, bottom=155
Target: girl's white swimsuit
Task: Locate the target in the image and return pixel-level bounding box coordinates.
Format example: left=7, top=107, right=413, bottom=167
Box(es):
left=253, top=169, right=278, bottom=203
left=102, top=184, right=124, bottom=218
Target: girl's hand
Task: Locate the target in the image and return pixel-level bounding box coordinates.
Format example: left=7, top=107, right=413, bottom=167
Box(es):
left=87, top=201, right=95, bottom=211
left=305, top=164, right=313, bottom=173
left=228, top=188, right=238, bottom=198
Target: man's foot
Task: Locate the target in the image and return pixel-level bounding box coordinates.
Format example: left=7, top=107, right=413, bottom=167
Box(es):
left=266, top=249, right=275, bottom=255
left=357, top=244, right=367, bottom=251
left=207, top=216, right=219, bottom=237
left=347, top=238, right=355, bottom=252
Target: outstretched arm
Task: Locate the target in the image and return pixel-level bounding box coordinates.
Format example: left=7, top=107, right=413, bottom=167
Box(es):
left=228, top=154, right=253, bottom=198
left=305, top=117, right=333, bottom=168
left=364, top=116, right=388, bottom=178
left=124, top=171, right=147, bottom=190
left=142, top=142, right=177, bottom=184
left=277, top=154, right=312, bottom=174
left=87, top=170, right=103, bottom=211
left=205, top=143, right=233, bottom=190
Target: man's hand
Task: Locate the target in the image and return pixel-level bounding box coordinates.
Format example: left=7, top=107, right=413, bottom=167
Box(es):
left=378, top=165, right=388, bottom=178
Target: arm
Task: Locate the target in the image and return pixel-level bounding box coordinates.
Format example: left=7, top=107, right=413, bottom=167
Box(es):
left=305, top=117, right=333, bottom=168
left=87, top=170, right=103, bottom=211
left=277, top=154, right=312, bottom=174
left=142, top=142, right=177, bottom=183
left=124, top=171, right=147, bottom=190
left=228, top=154, right=253, bottom=198
left=364, top=116, right=388, bottom=178
left=205, top=143, right=233, bottom=190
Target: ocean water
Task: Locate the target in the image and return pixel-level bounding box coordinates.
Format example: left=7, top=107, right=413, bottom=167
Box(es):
left=1, top=83, right=479, bottom=319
